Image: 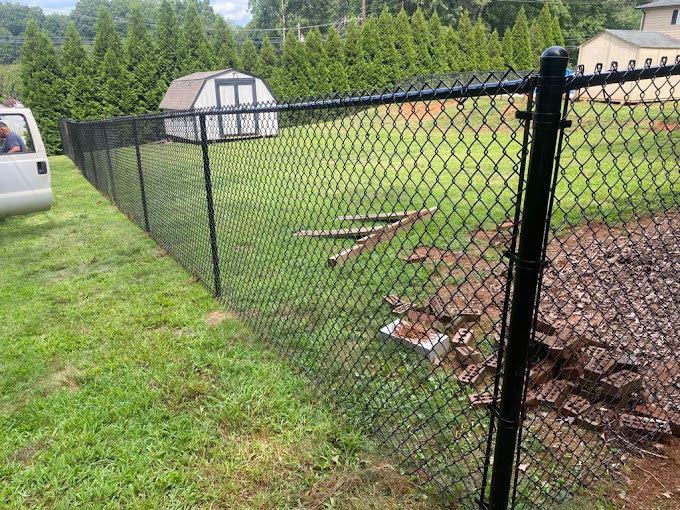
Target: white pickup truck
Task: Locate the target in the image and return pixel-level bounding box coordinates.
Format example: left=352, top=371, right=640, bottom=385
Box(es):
left=0, top=105, right=52, bottom=218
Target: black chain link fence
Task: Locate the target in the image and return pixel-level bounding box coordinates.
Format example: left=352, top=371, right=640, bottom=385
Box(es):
left=59, top=47, right=680, bottom=509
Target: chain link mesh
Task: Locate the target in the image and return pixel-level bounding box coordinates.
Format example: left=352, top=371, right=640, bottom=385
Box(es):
left=58, top=62, right=680, bottom=508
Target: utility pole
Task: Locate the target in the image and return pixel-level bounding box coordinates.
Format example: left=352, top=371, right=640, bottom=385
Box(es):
left=362, top=0, right=366, bottom=25
left=281, top=0, right=285, bottom=40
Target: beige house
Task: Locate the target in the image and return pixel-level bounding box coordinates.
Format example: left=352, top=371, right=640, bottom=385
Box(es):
left=576, top=1, right=680, bottom=102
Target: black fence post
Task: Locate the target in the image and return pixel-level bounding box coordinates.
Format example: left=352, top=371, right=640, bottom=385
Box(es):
left=131, top=119, right=150, bottom=232
left=198, top=113, right=222, bottom=296
left=88, top=128, right=99, bottom=189
left=102, top=123, right=117, bottom=204
left=487, top=46, right=568, bottom=510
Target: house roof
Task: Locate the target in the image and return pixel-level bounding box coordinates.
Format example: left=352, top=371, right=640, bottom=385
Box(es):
left=637, top=0, right=680, bottom=9
left=600, top=29, right=680, bottom=48
left=159, top=69, right=236, bottom=110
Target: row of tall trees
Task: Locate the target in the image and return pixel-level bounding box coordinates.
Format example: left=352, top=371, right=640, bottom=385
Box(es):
left=19, top=0, right=562, bottom=154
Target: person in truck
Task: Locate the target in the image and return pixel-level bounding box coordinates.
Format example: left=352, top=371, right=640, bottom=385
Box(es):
left=0, top=121, right=27, bottom=154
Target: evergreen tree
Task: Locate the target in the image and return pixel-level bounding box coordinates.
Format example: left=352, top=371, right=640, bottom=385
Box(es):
left=457, top=10, right=475, bottom=72
left=393, top=9, right=416, bottom=81
left=272, top=30, right=310, bottom=98
left=240, top=39, right=258, bottom=74
left=126, top=4, right=160, bottom=113
left=156, top=0, right=185, bottom=85
left=99, top=46, right=136, bottom=117
left=501, top=27, right=514, bottom=68
left=93, top=6, right=121, bottom=64
left=359, top=15, right=388, bottom=88
left=376, top=8, right=400, bottom=84
left=552, top=16, right=565, bottom=47
left=510, top=7, right=533, bottom=70
left=473, top=17, right=490, bottom=71
left=444, top=26, right=461, bottom=72
left=488, top=28, right=504, bottom=70
left=257, top=35, right=277, bottom=81
left=20, top=19, right=66, bottom=154
left=343, top=20, right=365, bottom=90
left=305, top=28, right=331, bottom=95
left=428, top=10, right=448, bottom=73
left=183, top=1, right=215, bottom=73
left=61, top=21, right=87, bottom=116
left=213, top=15, right=239, bottom=69
left=536, top=4, right=555, bottom=54
left=69, top=57, right=100, bottom=120
left=410, top=8, right=432, bottom=76
left=324, top=26, right=349, bottom=93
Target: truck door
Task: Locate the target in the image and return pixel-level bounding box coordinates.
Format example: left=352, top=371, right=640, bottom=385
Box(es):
left=0, top=112, right=52, bottom=218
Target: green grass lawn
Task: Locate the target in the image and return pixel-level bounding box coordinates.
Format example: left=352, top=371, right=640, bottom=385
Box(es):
left=63, top=92, right=680, bottom=507
left=0, top=156, right=438, bottom=509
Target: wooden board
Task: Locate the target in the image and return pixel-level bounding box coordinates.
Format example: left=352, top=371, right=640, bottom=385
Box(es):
left=334, top=210, right=418, bottom=222
left=294, top=226, right=386, bottom=238
left=328, top=207, right=438, bottom=267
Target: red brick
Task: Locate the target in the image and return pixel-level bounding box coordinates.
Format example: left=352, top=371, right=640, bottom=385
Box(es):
left=619, top=413, right=672, bottom=437
left=614, top=353, right=640, bottom=373
left=581, top=347, right=618, bottom=383
left=451, top=328, right=475, bottom=348
left=536, top=380, right=574, bottom=407
left=634, top=404, right=680, bottom=437
left=529, top=358, right=557, bottom=387
left=455, top=346, right=483, bottom=365
left=456, top=363, right=487, bottom=387
left=534, top=318, right=557, bottom=335
left=600, top=370, right=643, bottom=400
left=469, top=392, right=494, bottom=409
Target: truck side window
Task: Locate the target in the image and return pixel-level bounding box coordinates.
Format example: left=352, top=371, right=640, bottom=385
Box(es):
left=0, top=114, right=35, bottom=155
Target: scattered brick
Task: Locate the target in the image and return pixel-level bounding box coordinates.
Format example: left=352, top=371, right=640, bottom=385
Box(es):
left=534, top=318, right=557, bottom=336
left=581, top=347, right=618, bottom=383
left=529, top=358, right=557, bottom=387
left=619, top=413, right=672, bottom=437
left=536, top=380, right=574, bottom=407
left=451, top=328, right=475, bottom=348
left=469, top=392, right=494, bottom=409
left=633, top=404, right=680, bottom=436
left=559, top=356, right=584, bottom=381
left=614, top=352, right=640, bottom=373
left=525, top=389, right=539, bottom=410
left=406, top=309, right=446, bottom=333
left=485, top=358, right=499, bottom=374
left=600, top=370, right=643, bottom=400
left=456, top=363, right=488, bottom=387
left=455, top=346, right=483, bottom=365
left=533, top=331, right=586, bottom=361
left=560, top=395, right=602, bottom=430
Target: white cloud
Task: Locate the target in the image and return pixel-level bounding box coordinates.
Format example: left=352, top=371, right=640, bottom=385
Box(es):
left=212, top=0, right=252, bottom=25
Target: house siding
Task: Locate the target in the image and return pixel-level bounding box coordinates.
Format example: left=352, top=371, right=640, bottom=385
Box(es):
left=642, top=7, right=680, bottom=36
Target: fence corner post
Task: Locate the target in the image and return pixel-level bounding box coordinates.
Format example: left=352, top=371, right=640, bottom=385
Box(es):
left=131, top=119, right=150, bottom=233
left=198, top=113, right=222, bottom=296
left=487, top=46, right=569, bottom=510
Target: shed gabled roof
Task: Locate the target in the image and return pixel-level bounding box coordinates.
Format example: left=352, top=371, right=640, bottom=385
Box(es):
left=599, top=29, right=680, bottom=48
left=159, top=69, right=237, bottom=110
left=637, top=0, right=680, bottom=9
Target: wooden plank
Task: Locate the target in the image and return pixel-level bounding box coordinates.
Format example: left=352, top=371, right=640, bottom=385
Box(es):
left=328, top=207, right=438, bottom=267
left=294, top=226, right=386, bottom=238
left=334, top=210, right=418, bottom=222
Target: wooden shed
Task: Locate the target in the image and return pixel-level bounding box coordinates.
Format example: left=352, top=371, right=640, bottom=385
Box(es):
left=159, top=69, right=278, bottom=142
left=576, top=29, right=680, bottom=103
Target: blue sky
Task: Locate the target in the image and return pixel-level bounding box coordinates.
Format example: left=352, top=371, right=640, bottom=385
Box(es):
left=16, top=0, right=253, bottom=25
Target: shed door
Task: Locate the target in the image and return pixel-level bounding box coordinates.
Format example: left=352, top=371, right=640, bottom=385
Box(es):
left=216, top=79, right=258, bottom=137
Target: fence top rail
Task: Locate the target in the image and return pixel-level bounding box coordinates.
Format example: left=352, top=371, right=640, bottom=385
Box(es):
left=567, top=61, right=680, bottom=90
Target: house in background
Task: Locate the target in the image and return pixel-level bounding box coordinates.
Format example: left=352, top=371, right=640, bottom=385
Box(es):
left=159, top=69, right=278, bottom=143
left=577, top=0, right=680, bottom=102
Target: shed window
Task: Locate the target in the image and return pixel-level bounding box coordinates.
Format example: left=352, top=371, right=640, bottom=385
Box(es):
left=673, top=9, right=680, bottom=25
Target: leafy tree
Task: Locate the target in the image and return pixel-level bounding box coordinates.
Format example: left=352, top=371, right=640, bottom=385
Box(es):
left=444, top=26, right=461, bottom=72
left=410, top=8, right=432, bottom=76
left=0, top=64, right=21, bottom=98
left=428, top=10, right=447, bottom=73
left=552, top=15, right=565, bottom=47
left=183, top=1, right=215, bottom=73
left=305, top=28, right=331, bottom=95
left=501, top=27, right=514, bottom=68
left=240, top=39, right=259, bottom=74
left=457, top=10, right=475, bottom=72
left=156, top=0, right=185, bottom=85
left=257, top=35, right=277, bottom=80
left=473, top=17, right=490, bottom=71
left=20, top=19, right=66, bottom=154
left=126, top=3, right=160, bottom=113
left=272, top=30, right=310, bottom=98
left=488, top=28, right=504, bottom=70
left=343, top=20, right=365, bottom=90
left=61, top=22, right=88, bottom=115
left=324, top=26, right=349, bottom=93
left=393, top=9, right=416, bottom=80
left=376, top=7, right=400, bottom=84
left=93, top=6, right=121, bottom=64
left=213, top=15, right=239, bottom=69
left=69, top=57, right=100, bottom=120
left=98, top=46, right=137, bottom=116
left=510, top=7, right=533, bottom=70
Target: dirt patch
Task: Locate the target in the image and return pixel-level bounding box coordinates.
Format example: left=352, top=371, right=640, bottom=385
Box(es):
left=204, top=309, right=231, bottom=327
left=8, top=441, right=47, bottom=465
left=609, top=435, right=680, bottom=509
left=39, top=365, right=81, bottom=393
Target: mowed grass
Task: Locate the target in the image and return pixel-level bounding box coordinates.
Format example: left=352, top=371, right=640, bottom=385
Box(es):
left=0, top=156, right=438, bottom=509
